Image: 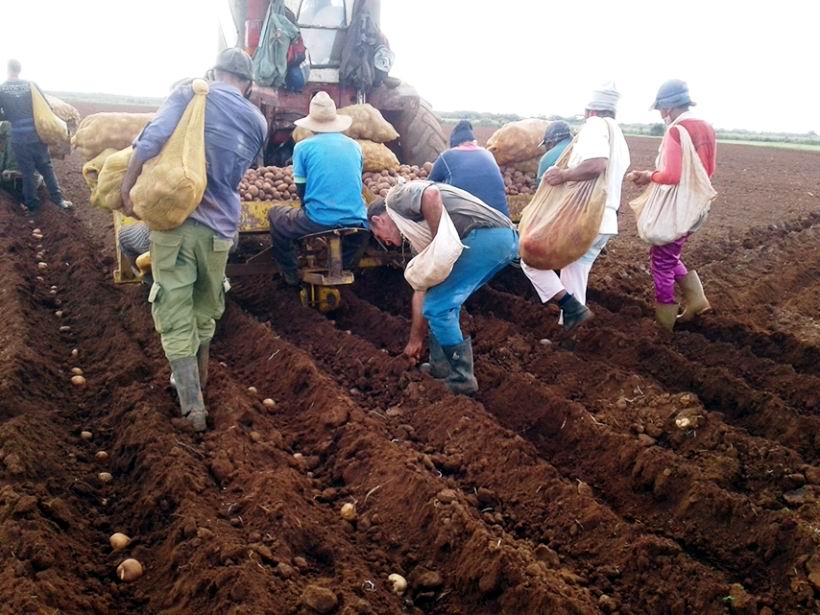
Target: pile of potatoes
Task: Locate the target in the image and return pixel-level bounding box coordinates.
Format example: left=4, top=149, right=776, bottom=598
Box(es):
left=501, top=166, right=538, bottom=196
left=239, top=166, right=298, bottom=201
left=362, top=162, right=433, bottom=198
left=239, top=160, right=537, bottom=202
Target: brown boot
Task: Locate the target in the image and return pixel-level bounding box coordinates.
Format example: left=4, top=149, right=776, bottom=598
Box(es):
left=677, top=271, right=711, bottom=322
left=655, top=303, right=679, bottom=331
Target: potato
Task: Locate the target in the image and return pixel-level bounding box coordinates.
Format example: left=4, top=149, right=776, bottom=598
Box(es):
left=117, top=558, right=143, bottom=582
left=248, top=185, right=259, bottom=197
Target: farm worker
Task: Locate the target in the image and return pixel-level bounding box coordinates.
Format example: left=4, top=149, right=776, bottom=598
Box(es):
left=368, top=181, right=518, bottom=394
left=268, top=91, right=367, bottom=286
left=428, top=119, right=510, bottom=216
left=536, top=121, right=573, bottom=183
left=0, top=59, right=72, bottom=212
left=629, top=79, right=716, bottom=330
left=521, top=83, right=631, bottom=332
left=120, top=49, right=266, bottom=432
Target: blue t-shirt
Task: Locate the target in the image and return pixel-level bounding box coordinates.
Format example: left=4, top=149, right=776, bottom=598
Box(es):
left=536, top=137, right=572, bottom=183
left=293, top=132, right=366, bottom=227
left=428, top=145, right=509, bottom=216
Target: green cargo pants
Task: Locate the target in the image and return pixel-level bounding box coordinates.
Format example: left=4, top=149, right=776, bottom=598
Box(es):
left=148, top=220, right=232, bottom=361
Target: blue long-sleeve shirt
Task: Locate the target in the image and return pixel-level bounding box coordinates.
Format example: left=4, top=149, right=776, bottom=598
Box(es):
left=133, top=81, right=267, bottom=239
left=428, top=144, right=509, bottom=217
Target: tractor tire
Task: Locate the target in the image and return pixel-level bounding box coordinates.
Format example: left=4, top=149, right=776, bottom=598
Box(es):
left=396, top=98, right=447, bottom=167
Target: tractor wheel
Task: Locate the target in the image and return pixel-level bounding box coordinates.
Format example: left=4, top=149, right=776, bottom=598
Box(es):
left=395, top=97, right=448, bottom=167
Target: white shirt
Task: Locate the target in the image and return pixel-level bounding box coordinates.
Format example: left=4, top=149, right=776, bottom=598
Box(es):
left=568, top=116, right=631, bottom=235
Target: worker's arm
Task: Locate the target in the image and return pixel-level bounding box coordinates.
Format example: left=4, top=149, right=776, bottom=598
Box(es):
left=295, top=181, right=306, bottom=202
left=427, top=154, right=448, bottom=183
left=650, top=128, right=683, bottom=185
left=404, top=289, right=428, bottom=361
left=543, top=157, right=607, bottom=185
left=120, top=154, right=147, bottom=218
left=420, top=185, right=444, bottom=236
left=121, top=85, right=192, bottom=215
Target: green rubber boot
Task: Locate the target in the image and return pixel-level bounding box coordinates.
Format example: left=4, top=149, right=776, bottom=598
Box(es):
left=441, top=338, right=478, bottom=395
left=420, top=335, right=449, bottom=379
left=169, top=356, right=208, bottom=432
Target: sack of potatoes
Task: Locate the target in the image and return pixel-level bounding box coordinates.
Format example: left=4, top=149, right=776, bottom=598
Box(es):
left=72, top=112, right=155, bottom=161
left=487, top=118, right=550, bottom=166
left=292, top=103, right=399, bottom=144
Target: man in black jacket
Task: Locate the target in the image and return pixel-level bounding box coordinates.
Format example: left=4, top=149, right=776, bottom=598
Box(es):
left=0, top=59, right=72, bottom=212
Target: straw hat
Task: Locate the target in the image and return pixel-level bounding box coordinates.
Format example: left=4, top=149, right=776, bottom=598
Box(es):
left=295, top=91, right=352, bottom=133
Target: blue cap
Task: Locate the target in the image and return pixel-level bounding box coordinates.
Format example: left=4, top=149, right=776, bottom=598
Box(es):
left=449, top=120, right=476, bottom=147
left=541, top=121, right=572, bottom=147
left=651, top=79, right=695, bottom=110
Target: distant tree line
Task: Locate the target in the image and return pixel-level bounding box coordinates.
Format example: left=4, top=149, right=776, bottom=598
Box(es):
left=438, top=111, right=820, bottom=145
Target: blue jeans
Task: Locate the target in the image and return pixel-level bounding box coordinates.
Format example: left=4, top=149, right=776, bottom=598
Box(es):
left=424, top=227, right=519, bottom=347
left=12, top=140, right=63, bottom=210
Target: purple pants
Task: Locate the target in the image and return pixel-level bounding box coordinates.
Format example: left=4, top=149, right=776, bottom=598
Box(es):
left=650, top=236, right=688, bottom=304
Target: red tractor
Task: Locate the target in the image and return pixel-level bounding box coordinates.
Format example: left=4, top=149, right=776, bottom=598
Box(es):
left=225, top=0, right=447, bottom=167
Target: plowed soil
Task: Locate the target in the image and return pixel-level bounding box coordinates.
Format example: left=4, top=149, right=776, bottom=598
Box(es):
left=1, top=136, right=818, bottom=614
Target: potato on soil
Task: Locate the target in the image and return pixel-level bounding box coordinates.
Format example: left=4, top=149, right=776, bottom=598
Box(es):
left=117, top=558, right=143, bottom=582
left=110, top=532, right=131, bottom=550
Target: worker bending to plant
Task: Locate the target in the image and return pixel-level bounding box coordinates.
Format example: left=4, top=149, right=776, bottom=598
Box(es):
left=628, top=79, right=717, bottom=330
left=121, top=49, right=266, bottom=431
left=368, top=181, right=518, bottom=394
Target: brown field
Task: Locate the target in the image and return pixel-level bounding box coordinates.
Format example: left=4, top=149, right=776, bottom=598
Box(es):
left=0, top=123, right=818, bottom=614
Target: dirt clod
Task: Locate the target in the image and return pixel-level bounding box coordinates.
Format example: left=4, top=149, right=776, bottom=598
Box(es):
left=302, top=584, right=338, bottom=613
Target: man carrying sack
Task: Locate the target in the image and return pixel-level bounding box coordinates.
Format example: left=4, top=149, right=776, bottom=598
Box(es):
left=521, top=83, right=630, bottom=332
left=121, top=49, right=266, bottom=431
left=368, top=181, right=518, bottom=395
left=0, top=59, right=72, bottom=212
left=268, top=91, right=367, bottom=286
left=628, top=79, right=717, bottom=331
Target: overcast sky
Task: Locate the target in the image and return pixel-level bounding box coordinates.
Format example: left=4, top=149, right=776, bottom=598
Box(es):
left=2, top=0, right=818, bottom=133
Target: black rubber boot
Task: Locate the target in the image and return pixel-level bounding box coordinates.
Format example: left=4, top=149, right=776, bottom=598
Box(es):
left=559, top=293, right=594, bottom=333
left=441, top=338, right=478, bottom=395
left=169, top=357, right=208, bottom=432
left=420, top=335, right=449, bottom=379
left=197, top=342, right=210, bottom=390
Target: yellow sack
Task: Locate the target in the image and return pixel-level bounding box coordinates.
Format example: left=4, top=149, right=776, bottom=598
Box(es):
left=82, top=148, right=118, bottom=191
left=72, top=112, right=154, bottom=161
left=293, top=104, right=399, bottom=144
left=358, top=139, right=400, bottom=172
left=131, top=79, right=209, bottom=231
left=487, top=119, right=550, bottom=166
left=31, top=85, right=69, bottom=148
left=90, top=147, right=134, bottom=210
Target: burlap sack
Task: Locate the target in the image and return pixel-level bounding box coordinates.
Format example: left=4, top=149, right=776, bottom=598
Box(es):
left=31, top=85, right=69, bottom=149
left=630, top=124, right=717, bottom=245
left=293, top=103, right=399, bottom=143
left=90, top=147, right=134, bottom=211
left=82, top=148, right=118, bottom=191
left=131, top=80, right=209, bottom=230
left=72, top=112, right=154, bottom=161
left=358, top=139, right=400, bottom=172
left=487, top=119, right=550, bottom=165
left=44, top=95, right=80, bottom=126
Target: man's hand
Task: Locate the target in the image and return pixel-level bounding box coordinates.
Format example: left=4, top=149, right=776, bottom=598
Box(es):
left=628, top=170, right=653, bottom=186
left=403, top=336, right=424, bottom=364
left=543, top=167, right=567, bottom=186
left=121, top=190, right=138, bottom=219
